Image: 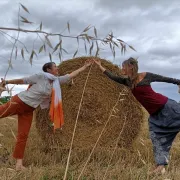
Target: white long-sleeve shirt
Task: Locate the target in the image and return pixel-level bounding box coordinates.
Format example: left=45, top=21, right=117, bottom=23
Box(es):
left=18, top=73, right=70, bottom=109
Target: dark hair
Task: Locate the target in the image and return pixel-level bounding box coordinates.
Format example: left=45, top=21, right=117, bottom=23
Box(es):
left=42, top=62, right=56, bottom=72
left=122, top=57, right=138, bottom=88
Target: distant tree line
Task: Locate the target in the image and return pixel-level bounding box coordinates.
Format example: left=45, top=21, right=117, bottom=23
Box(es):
left=0, top=96, right=11, bottom=104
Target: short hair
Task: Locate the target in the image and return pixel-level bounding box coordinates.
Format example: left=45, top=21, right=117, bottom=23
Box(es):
left=42, top=62, right=56, bottom=72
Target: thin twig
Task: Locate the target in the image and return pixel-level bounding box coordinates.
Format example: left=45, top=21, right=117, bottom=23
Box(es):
left=0, top=30, right=28, bottom=53
left=63, top=64, right=93, bottom=180
left=102, top=116, right=127, bottom=180
left=77, top=89, right=127, bottom=180
left=0, top=31, right=18, bottom=48
left=0, top=27, right=130, bottom=46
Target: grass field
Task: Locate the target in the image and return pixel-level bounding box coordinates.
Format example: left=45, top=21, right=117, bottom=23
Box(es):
left=1, top=111, right=180, bottom=180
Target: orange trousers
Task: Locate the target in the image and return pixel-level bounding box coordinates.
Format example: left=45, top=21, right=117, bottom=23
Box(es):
left=0, top=95, right=35, bottom=159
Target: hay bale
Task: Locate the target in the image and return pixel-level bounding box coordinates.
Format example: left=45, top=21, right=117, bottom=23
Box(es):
left=35, top=57, right=143, bottom=149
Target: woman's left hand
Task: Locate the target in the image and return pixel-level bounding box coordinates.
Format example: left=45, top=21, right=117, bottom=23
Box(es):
left=84, top=60, right=93, bottom=68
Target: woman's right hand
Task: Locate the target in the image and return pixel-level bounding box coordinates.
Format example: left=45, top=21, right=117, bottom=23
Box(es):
left=93, top=59, right=106, bottom=72
left=93, top=59, right=101, bottom=66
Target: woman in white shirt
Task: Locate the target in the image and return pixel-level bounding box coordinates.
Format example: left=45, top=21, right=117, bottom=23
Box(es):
left=0, top=60, right=92, bottom=171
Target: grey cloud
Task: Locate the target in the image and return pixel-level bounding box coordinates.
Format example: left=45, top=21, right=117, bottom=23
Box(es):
left=96, top=0, right=178, bottom=10
left=1, top=0, right=180, bottom=101
left=147, top=35, right=180, bottom=58
left=148, top=44, right=180, bottom=58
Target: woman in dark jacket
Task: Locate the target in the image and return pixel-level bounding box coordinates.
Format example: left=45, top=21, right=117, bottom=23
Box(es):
left=94, top=57, right=180, bottom=174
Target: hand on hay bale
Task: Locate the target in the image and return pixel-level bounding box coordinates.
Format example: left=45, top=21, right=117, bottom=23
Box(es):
left=35, top=57, right=143, bottom=150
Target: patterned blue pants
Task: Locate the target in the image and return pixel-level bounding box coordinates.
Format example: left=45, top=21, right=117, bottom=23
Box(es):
left=149, top=99, right=180, bottom=165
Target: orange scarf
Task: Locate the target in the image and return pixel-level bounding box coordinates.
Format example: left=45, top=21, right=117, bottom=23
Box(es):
left=28, top=73, right=64, bottom=131
left=44, top=73, right=64, bottom=130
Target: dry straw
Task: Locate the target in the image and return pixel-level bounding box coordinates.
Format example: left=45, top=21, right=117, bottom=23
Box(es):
left=35, top=56, right=143, bottom=177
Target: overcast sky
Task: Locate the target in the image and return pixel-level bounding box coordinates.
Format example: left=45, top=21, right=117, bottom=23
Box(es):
left=0, top=0, right=180, bottom=101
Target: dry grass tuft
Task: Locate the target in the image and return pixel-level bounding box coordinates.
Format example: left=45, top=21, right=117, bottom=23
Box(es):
left=1, top=112, right=180, bottom=179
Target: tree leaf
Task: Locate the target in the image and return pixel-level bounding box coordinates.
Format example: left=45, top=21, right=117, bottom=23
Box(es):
left=67, top=21, right=70, bottom=33
left=95, top=41, right=99, bottom=57
left=128, top=45, right=136, bottom=52
left=82, top=25, right=91, bottom=32
left=119, top=42, right=124, bottom=49
left=110, top=43, right=112, bottom=51
left=59, top=39, right=62, bottom=49
left=123, top=45, right=126, bottom=54
left=20, top=16, right=28, bottom=21
left=103, top=40, right=108, bottom=44
left=20, top=16, right=32, bottom=24
left=49, top=53, right=52, bottom=61
left=89, top=42, right=94, bottom=55
left=95, top=47, right=99, bottom=57
left=117, top=39, right=124, bottom=43
left=94, top=27, right=97, bottom=38
left=40, top=22, right=42, bottom=31
left=21, top=20, right=33, bottom=24
left=121, top=45, right=124, bottom=55
left=73, top=49, right=78, bottom=58
left=84, top=41, right=87, bottom=54
left=88, top=36, right=93, bottom=39
left=53, top=42, right=61, bottom=53
left=79, top=33, right=88, bottom=37
left=58, top=52, right=62, bottom=62
left=45, top=36, right=53, bottom=49
left=21, top=48, right=25, bottom=59
left=77, top=37, right=79, bottom=45
left=85, top=34, right=90, bottom=43
left=109, top=32, right=113, bottom=40
left=61, top=48, right=68, bottom=54
left=29, top=51, right=34, bottom=65
left=43, top=44, right=46, bottom=52
left=96, top=41, right=98, bottom=47
left=113, top=41, right=119, bottom=47
left=112, top=45, right=115, bottom=59
left=39, top=45, right=44, bottom=53
left=33, top=50, right=38, bottom=58
left=20, top=3, right=30, bottom=14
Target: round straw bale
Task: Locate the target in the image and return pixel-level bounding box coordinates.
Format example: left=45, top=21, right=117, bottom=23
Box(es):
left=35, top=57, right=143, bottom=149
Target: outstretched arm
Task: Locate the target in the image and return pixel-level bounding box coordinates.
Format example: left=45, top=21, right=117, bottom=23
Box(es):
left=1, top=78, right=24, bottom=85
left=1, top=73, right=42, bottom=86
left=69, top=60, right=92, bottom=79
left=58, top=60, right=93, bottom=84
left=145, top=72, right=180, bottom=94
left=146, top=72, right=180, bottom=85
left=93, top=59, right=129, bottom=85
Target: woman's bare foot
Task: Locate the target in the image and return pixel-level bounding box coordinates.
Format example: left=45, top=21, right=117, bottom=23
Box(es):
left=149, top=165, right=166, bottom=176
left=15, top=159, right=27, bottom=171
left=15, top=164, right=27, bottom=171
